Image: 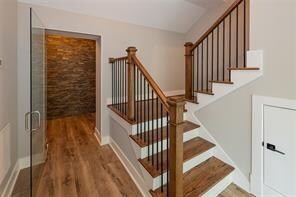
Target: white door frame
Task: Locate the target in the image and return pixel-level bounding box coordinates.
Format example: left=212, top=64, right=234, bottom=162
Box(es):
left=251, top=95, right=296, bottom=196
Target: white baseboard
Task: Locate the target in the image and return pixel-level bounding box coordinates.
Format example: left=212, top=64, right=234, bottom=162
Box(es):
left=1, top=162, right=19, bottom=197
left=95, top=127, right=110, bottom=145
left=109, top=138, right=151, bottom=197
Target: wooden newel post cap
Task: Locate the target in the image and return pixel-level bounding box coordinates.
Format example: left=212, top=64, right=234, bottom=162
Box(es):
left=126, top=46, right=137, bottom=54
left=184, top=42, right=193, bottom=47
left=167, top=96, right=186, bottom=107
left=109, top=58, right=115, bottom=63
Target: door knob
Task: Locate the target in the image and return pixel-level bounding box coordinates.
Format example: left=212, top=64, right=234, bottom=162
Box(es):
left=266, top=143, right=285, bottom=155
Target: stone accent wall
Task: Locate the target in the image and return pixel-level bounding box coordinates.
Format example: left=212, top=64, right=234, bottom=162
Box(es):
left=46, top=34, right=96, bottom=119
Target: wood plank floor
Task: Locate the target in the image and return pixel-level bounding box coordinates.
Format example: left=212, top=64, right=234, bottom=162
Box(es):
left=12, top=113, right=142, bottom=197
left=219, top=183, right=254, bottom=197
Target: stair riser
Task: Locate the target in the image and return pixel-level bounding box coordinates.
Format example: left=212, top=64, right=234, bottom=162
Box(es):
left=149, top=148, right=215, bottom=190
left=131, top=117, right=169, bottom=135
left=133, top=128, right=200, bottom=159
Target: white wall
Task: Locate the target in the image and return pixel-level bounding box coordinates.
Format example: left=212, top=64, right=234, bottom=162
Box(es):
left=17, top=3, right=185, bottom=158
left=0, top=0, right=18, bottom=193
left=294, top=1, right=296, bottom=99
left=186, top=0, right=295, bottom=179
left=186, top=0, right=235, bottom=42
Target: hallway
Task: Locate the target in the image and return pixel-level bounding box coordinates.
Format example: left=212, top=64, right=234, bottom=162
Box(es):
left=12, top=114, right=141, bottom=196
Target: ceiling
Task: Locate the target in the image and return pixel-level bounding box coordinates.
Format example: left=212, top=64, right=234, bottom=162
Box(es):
left=20, top=0, right=225, bottom=33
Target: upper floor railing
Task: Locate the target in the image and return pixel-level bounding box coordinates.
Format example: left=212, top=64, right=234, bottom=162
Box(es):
left=185, top=0, right=249, bottom=101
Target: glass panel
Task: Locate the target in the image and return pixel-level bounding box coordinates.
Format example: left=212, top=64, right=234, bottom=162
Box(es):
left=30, top=8, right=47, bottom=197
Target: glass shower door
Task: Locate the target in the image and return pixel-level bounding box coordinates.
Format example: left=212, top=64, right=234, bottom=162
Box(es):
left=30, top=8, right=47, bottom=197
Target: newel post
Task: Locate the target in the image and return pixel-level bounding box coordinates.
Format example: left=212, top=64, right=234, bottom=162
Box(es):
left=168, top=96, right=185, bottom=197
left=126, top=47, right=137, bottom=121
left=185, top=42, right=193, bottom=100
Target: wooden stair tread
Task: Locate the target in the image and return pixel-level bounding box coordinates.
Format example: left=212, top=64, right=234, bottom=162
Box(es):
left=209, top=80, right=234, bottom=84
left=194, top=90, right=214, bottom=95
left=228, top=67, right=260, bottom=70
left=139, top=137, right=215, bottom=178
left=150, top=157, right=235, bottom=197
left=219, top=183, right=254, bottom=197
left=130, top=121, right=200, bottom=148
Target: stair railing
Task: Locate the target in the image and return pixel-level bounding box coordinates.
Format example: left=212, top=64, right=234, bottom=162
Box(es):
left=110, top=47, right=185, bottom=196
left=185, top=0, right=249, bottom=101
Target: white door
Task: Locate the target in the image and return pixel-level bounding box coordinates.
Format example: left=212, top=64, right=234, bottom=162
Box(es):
left=263, top=105, right=296, bottom=197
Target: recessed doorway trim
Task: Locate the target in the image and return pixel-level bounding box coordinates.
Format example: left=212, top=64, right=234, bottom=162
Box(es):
left=251, top=95, right=296, bottom=196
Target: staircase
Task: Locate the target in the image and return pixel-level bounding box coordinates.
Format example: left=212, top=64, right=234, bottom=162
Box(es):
left=108, top=0, right=260, bottom=196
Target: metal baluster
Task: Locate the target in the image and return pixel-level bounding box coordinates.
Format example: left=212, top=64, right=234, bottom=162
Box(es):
left=152, top=91, right=154, bottom=166
left=236, top=7, right=239, bottom=68
left=161, top=104, right=164, bottom=192
left=166, top=112, right=169, bottom=195
left=112, top=62, right=114, bottom=105
left=147, top=84, right=150, bottom=161
left=223, top=20, right=225, bottom=81
left=115, top=61, right=118, bottom=110
left=243, top=0, right=246, bottom=67
left=144, top=80, right=147, bottom=143
left=212, top=32, right=214, bottom=82
left=120, top=60, right=122, bottom=112
left=201, top=41, right=204, bottom=91
left=217, top=26, right=220, bottom=81
left=136, top=68, right=139, bottom=136
left=196, top=47, right=199, bottom=92
left=156, top=98, right=159, bottom=170
left=207, top=37, right=209, bottom=91
left=229, top=14, right=232, bottom=80
left=140, top=73, right=143, bottom=140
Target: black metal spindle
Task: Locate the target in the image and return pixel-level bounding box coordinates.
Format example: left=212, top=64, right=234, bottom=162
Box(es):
left=196, top=47, right=199, bottom=92
left=126, top=60, right=129, bottom=115
left=144, top=80, right=147, bottom=143
left=217, top=26, right=220, bottom=81
left=206, top=37, right=209, bottom=91
left=236, top=7, right=239, bottom=68
left=152, top=91, right=154, bottom=166
left=120, top=60, right=123, bottom=112
left=166, top=111, right=169, bottom=195
left=140, top=73, right=143, bottom=140
left=223, top=20, right=225, bottom=81
left=243, top=0, right=246, bottom=67
left=112, top=62, right=114, bottom=105
left=212, top=32, right=214, bottom=81
left=147, top=84, right=150, bottom=161
left=136, top=68, right=140, bottom=137
left=229, top=14, right=232, bottom=80
left=192, top=49, right=195, bottom=97
left=156, top=98, right=159, bottom=170
left=115, top=61, right=118, bottom=110
left=201, top=42, right=204, bottom=91
left=160, top=104, right=164, bottom=192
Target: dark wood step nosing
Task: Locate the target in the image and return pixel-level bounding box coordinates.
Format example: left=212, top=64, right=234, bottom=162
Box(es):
left=130, top=121, right=200, bottom=148
left=138, top=137, right=216, bottom=178
left=209, top=80, right=234, bottom=84
left=228, top=67, right=260, bottom=70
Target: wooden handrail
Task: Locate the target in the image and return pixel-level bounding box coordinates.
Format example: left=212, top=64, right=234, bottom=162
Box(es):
left=109, top=56, right=128, bottom=63
left=191, top=0, right=244, bottom=51
left=131, top=54, right=169, bottom=111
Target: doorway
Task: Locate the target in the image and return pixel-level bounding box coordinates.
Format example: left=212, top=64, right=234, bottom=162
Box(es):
left=251, top=96, right=296, bottom=197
